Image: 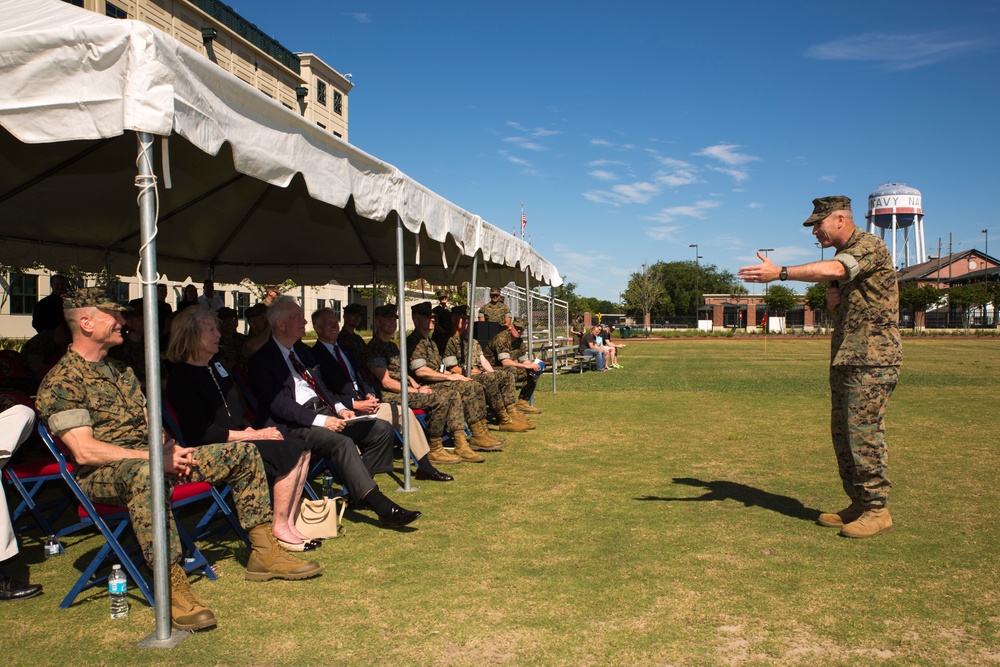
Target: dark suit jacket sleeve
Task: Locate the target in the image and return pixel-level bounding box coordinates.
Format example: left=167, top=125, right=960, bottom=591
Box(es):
left=247, top=339, right=323, bottom=429
left=311, top=342, right=354, bottom=406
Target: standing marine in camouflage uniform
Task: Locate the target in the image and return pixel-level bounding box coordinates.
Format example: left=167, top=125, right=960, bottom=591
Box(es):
left=483, top=317, right=544, bottom=415
left=35, top=288, right=321, bottom=632
left=430, top=288, right=453, bottom=356
left=363, top=304, right=480, bottom=463
left=338, top=302, right=369, bottom=361
left=407, top=301, right=506, bottom=453
left=738, top=196, right=902, bottom=539
left=477, top=287, right=511, bottom=324
left=443, top=306, right=533, bottom=432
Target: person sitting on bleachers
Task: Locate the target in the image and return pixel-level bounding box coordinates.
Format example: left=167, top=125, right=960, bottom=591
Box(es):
left=579, top=324, right=608, bottom=372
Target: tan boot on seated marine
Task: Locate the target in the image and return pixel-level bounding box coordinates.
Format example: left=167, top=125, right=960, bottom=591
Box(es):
left=840, top=507, right=893, bottom=539
left=450, top=430, right=485, bottom=463
left=507, top=404, right=536, bottom=429
left=427, top=436, right=462, bottom=464
left=817, top=499, right=865, bottom=527
left=497, top=406, right=532, bottom=432
left=516, top=398, right=542, bottom=415
left=245, top=523, right=324, bottom=581
left=170, top=563, right=217, bottom=631
left=469, top=420, right=506, bottom=451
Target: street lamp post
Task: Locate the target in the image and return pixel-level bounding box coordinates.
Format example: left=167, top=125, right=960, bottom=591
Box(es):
left=689, top=244, right=701, bottom=322
left=816, top=242, right=824, bottom=261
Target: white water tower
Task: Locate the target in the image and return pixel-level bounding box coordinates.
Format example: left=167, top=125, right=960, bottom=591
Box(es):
left=865, top=182, right=926, bottom=268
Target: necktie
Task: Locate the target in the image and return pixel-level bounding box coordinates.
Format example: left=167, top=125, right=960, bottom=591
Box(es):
left=288, top=350, right=335, bottom=411
left=333, top=345, right=359, bottom=396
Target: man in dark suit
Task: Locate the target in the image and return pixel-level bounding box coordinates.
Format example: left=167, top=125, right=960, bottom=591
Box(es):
left=310, top=308, right=456, bottom=480
left=247, top=296, right=420, bottom=528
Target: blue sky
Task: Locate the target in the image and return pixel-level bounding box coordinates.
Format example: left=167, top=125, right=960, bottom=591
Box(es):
left=233, top=1, right=999, bottom=301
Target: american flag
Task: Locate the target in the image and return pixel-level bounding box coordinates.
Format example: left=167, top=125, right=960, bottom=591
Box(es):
left=521, top=211, right=527, bottom=239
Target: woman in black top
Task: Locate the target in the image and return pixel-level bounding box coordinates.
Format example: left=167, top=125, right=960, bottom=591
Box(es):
left=165, top=306, right=317, bottom=551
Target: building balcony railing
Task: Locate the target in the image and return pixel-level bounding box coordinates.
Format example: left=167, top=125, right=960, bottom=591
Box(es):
left=190, top=0, right=300, bottom=74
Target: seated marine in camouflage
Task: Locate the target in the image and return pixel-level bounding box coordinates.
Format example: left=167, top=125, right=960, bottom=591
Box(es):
left=483, top=317, right=544, bottom=415
left=442, top=305, right=534, bottom=432
left=362, top=304, right=483, bottom=463
left=35, top=288, right=322, bottom=632
left=406, top=301, right=506, bottom=453
left=338, top=302, right=369, bottom=361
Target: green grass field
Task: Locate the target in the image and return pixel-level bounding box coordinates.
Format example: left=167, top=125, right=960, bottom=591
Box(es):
left=3, top=338, right=999, bottom=666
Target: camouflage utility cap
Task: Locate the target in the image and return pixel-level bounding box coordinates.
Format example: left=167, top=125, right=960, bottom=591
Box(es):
left=411, top=301, right=433, bottom=316
left=489, top=287, right=502, bottom=296
left=344, top=303, right=365, bottom=315
left=451, top=305, right=469, bottom=318
left=435, top=288, right=449, bottom=299
left=804, top=196, right=852, bottom=227
left=374, top=304, right=398, bottom=319
left=63, top=287, right=129, bottom=311
left=511, top=317, right=527, bottom=329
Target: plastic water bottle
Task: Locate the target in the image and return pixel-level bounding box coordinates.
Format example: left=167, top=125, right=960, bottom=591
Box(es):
left=321, top=474, right=334, bottom=499
left=108, top=564, right=129, bottom=619
left=44, top=535, right=61, bottom=558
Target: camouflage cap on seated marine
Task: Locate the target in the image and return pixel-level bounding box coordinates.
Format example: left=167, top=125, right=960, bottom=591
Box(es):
left=450, top=304, right=469, bottom=318
left=434, top=288, right=449, bottom=300
left=343, top=302, right=365, bottom=315
left=803, top=195, right=852, bottom=226
left=511, top=317, right=526, bottom=330
left=489, top=287, right=502, bottom=296
left=245, top=303, right=267, bottom=318
left=374, top=304, right=398, bottom=319
left=411, top=301, right=433, bottom=316
left=63, top=287, right=130, bottom=311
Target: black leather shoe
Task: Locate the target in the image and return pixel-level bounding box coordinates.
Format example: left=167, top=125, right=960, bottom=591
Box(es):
left=0, top=576, right=43, bottom=601
left=416, top=468, right=454, bottom=482
left=378, top=506, right=421, bottom=528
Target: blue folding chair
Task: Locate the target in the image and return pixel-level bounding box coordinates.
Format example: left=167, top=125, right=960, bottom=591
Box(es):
left=38, top=423, right=244, bottom=609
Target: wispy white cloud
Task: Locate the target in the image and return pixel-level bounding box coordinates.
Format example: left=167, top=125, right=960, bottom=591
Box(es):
left=645, top=200, right=720, bottom=223
left=747, top=202, right=765, bottom=209
left=805, top=31, right=994, bottom=71
left=591, top=138, right=613, bottom=147
left=819, top=175, right=837, bottom=183
left=347, top=12, right=372, bottom=23
left=645, top=225, right=683, bottom=242
left=584, top=180, right=662, bottom=206
left=499, top=150, right=538, bottom=175
left=708, top=166, right=751, bottom=183
left=694, top=144, right=760, bottom=167
left=653, top=157, right=698, bottom=187
left=589, top=170, right=618, bottom=181
left=587, top=159, right=627, bottom=168
left=503, top=136, right=547, bottom=151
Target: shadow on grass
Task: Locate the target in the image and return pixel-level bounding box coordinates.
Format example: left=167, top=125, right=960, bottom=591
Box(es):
left=637, top=477, right=822, bottom=522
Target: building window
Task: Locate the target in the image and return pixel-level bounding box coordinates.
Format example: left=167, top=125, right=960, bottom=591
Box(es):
left=316, top=299, right=326, bottom=311
left=333, top=131, right=342, bottom=139
left=106, top=280, right=130, bottom=304
left=317, top=122, right=326, bottom=129
left=333, top=91, right=343, bottom=115
left=232, top=291, right=250, bottom=320
left=316, top=80, right=327, bottom=106
left=62, top=0, right=84, bottom=6
left=9, top=274, right=38, bottom=315
left=105, top=2, right=127, bottom=18
left=331, top=299, right=341, bottom=319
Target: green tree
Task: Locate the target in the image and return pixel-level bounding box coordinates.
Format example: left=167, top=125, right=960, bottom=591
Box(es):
left=240, top=278, right=297, bottom=303
left=804, top=282, right=831, bottom=330
left=761, top=284, right=798, bottom=315
left=623, top=265, right=665, bottom=328
left=646, top=260, right=741, bottom=318
left=898, top=284, right=942, bottom=329
left=948, top=283, right=990, bottom=330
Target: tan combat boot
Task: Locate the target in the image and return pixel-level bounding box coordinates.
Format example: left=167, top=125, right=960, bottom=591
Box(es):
left=245, top=523, right=324, bottom=581
left=516, top=398, right=543, bottom=415
left=427, top=436, right=462, bottom=464
left=817, top=499, right=865, bottom=527
left=840, top=507, right=893, bottom=539
left=170, top=563, right=217, bottom=631
left=469, top=420, right=506, bottom=451
left=451, top=430, right=486, bottom=462
left=507, top=404, right=536, bottom=430
left=497, top=406, right=532, bottom=432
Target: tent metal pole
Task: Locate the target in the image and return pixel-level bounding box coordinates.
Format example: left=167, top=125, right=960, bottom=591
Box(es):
left=464, top=253, right=478, bottom=377
left=136, top=133, right=172, bottom=641
left=550, top=286, right=557, bottom=394
left=395, top=216, right=413, bottom=492
left=525, top=270, right=533, bottom=363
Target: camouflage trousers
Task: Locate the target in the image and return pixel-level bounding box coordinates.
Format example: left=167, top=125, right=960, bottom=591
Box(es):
left=473, top=369, right=517, bottom=410
left=432, top=378, right=487, bottom=424
left=382, top=386, right=465, bottom=436
left=829, top=365, right=899, bottom=508
left=77, top=441, right=271, bottom=567
left=501, top=366, right=537, bottom=401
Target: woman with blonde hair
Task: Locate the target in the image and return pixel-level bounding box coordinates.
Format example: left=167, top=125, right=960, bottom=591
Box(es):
left=165, top=306, right=318, bottom=551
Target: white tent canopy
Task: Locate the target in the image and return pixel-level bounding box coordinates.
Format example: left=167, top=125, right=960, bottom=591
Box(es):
left=0, top=0, right=560, bottom=288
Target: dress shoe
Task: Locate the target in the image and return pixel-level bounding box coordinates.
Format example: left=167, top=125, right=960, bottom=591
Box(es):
left=0, top=576, right=43, bottom=601
left=416, top=468, right=454, bottom=482
left=378, top=506, right=422, bottom=528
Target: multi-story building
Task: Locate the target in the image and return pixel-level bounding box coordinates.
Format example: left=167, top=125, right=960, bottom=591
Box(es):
left=62, top=0, right=352, bottom=140
left=1, top=0, right=355, bottom=338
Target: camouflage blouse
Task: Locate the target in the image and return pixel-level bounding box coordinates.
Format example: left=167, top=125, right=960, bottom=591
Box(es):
left=830, top=228, right=903, bottom=367
left=442, top=334, right=483, bottom=372
left=363, top=336, right=403, bottom=389
left=483, top=329, right=529, bottom=367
